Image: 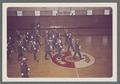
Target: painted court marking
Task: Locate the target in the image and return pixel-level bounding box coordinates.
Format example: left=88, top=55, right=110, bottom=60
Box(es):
left=70, top=50, right=95, bottom=68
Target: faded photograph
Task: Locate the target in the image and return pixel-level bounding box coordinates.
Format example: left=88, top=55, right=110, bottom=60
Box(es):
left=7, top=7, right=112, bottom=78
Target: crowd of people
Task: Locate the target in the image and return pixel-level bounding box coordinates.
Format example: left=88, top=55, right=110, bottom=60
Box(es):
left=7, top=24, right=83, bottom=77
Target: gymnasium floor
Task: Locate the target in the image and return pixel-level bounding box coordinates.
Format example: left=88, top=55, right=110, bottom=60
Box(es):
left=7, top=35, right=112, bottom=78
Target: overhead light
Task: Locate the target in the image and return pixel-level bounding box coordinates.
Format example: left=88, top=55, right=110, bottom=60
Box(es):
left=17, top=11, right=23, bottom=16
left=35, top=11, right=40, bottom=16
left=87, top=10, right=93, bottom=15
left=70, top=10, right=75, bottom=15
left=52, top=10, right=58, bottom=16
left=104, top=9, right=110, bottom=15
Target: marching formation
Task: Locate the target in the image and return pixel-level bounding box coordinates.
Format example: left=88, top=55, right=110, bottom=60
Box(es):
left=7, top=24, right=83, bottom=77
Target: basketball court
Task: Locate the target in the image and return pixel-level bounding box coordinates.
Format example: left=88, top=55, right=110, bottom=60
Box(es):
left=6, top=6, right=113, bottom=78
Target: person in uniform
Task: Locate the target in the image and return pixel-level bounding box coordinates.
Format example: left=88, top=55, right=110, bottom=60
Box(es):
left=31, top=40, right=39, bottom=61
left=20, top=57, right=30, bottom=77
left=25, top=31, right=31, bottom=52
left=67, top=33, right=74, bottom=52
left=16, top=30, right=21, bottom=41
left=34, top=25, right=41, bottom=47
left=45, top=30, right=50, bottom=45
left=55, top=40, right=63, bottom=58
left=44, top=40, right=52, bottom=60
left=51, top=33, right=57, bottom=50
left=64, top=30, right=69, bottom=46
left=73, top=39, right=84, bottom=60
left=56, top=32, right=60, bottom=39
left=22, top=37, right=27, bottom=52
left=7, top=36, right=15, bottom=60
left=17, top=40, right=24, bottom=61
left=7, top=41, right=12, bottom=60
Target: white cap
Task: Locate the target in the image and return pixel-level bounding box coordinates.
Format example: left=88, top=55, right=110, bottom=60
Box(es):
left=22, top=57, right=27, bottom=61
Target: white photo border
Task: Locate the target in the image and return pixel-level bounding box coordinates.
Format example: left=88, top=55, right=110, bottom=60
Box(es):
left=2, top=3, right=117, bottom=82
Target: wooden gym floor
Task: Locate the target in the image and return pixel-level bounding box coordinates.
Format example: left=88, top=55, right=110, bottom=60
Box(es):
left=7, top=35, right=112, bottom=78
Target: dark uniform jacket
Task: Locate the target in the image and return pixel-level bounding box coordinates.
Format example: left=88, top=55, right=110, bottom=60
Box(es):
left=74, top=42, right=80, bottom=52
left=21, top=62, right=29, bottom=77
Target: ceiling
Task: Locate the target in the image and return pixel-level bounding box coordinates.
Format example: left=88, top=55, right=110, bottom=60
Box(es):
left=7, top=7, right=112, bottom=16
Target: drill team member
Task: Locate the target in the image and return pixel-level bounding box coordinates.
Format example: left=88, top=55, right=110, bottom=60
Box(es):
left=31, top=40, right=39, bottom=61
left=17, top=40, right=24, bottom=61
left=45, top=40, right=52, bottom=60
left=67, top=33, right=74, bottom=52
left=64, top=31, right=69, bottom=46
left=20, top=57, right=30, bottom=77
left=73, top=39, right=84, bottom=60
left=55, top=42, right=63, bottom=58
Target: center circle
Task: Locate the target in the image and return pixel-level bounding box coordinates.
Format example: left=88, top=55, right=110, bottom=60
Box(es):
left=51, top=51, right=95, bottom=68
left=65, top=56, right=81, bottom=62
